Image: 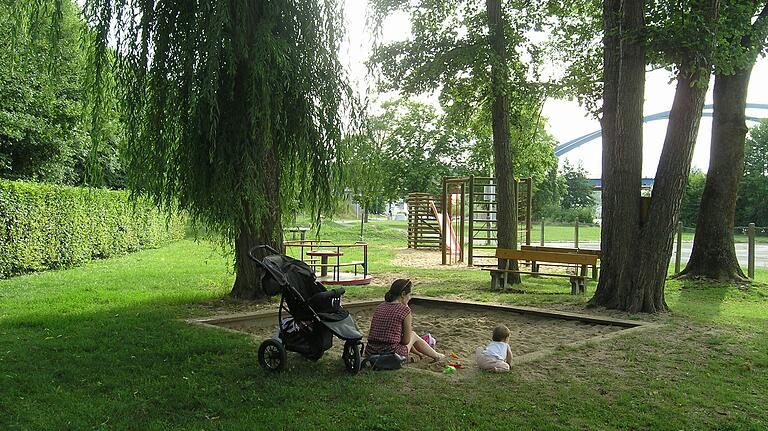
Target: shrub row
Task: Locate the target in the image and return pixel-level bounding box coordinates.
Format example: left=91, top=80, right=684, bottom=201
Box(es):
left=539, top=205, right=596, bottom=224
left=0, top=180, right=185, bottom=278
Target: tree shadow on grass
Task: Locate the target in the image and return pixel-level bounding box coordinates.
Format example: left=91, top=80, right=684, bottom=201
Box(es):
left=0, top=298, right=403, bottom=430
left=671, top=278, right=733, bottom=322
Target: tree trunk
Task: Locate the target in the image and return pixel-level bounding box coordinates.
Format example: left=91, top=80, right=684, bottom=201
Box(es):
left=678, top=0, right=768, bottom=281
left=592, top=0, right=719, bottom=313
left=590, top=0, right=644, bottom=308
left=678, top=70, right=751, bottom=281
left=486, top=0, right=520, bottom=284
left=230, top=145, right=283, bottom=299
left=630, top=69, right=711, bottom=312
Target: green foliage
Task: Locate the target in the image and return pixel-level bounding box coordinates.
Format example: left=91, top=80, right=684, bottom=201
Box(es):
left=545, top=0, right=603, bottom=115
left=367, top=98, right=467, bottom=199
left=0, top=179, right=184, bottom=278
left=369, top=0, right=558, bottom=185
left=0, top=0, right=124, bottom=187
left=541, top=205, right=595, bottom=224
left=12, top=1, right=354, bottom=278
left=531, top=161, right=565, bottom=219
left=736, top=120, right=768, bottom=226
left=680, top=169, right=706, bottom=227
left=559, top=159, right=595, bottom=210
left=103, top=1, right=353, bottom=240
left=551, top=0, right=766, bottom=114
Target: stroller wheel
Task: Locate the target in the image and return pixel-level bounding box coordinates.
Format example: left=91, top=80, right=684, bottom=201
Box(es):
left=342, top=340, right=362, bottom=374
left=258, top=339, right=287, bottom=372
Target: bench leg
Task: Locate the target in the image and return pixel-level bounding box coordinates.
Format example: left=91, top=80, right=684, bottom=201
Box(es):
left=570, top=278, right=579, bottom=295
left=579, top=279, right=586, bottom=294
left=490, top=272, right=499, bottom=290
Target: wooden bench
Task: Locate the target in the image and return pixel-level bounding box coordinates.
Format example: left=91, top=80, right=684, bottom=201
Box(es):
left=520, top=245, right=601, bottom=280
left=483, top=249, right=598, bottom=294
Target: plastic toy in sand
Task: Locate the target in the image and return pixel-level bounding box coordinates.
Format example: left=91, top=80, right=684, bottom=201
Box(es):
left=442, top=365, right=457, bottom=375
left=421, top=333, right=436, bottom=348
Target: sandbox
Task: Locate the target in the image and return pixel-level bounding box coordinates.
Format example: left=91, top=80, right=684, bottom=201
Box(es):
left=188, top=297, right=654, bottom=374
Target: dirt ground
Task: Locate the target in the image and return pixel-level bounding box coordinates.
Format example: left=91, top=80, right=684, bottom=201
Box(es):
left=239, top=302, right=624, bottom=375
left=390, top=248, right=467, bottom=269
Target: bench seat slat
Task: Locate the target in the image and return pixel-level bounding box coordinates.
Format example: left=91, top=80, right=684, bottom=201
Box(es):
left=483, top=268, right=585, bottom=279
left=494, top=249, right=597, bottom=265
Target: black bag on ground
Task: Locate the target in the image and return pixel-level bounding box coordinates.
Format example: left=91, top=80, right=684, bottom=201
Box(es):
left=362, top=353, right=406, bottom=371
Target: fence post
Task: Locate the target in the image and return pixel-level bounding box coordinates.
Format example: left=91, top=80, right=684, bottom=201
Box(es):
left=675, top=221, right=683, bottom=274
left=540, top=218, right=545, bottom=246
left=748, top=223, right=755, bottom=279
left=575, top=220, right=579, bottom=249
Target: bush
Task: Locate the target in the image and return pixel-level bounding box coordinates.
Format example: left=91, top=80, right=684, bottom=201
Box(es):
left=0, top=180, right=185, bottom=278
left=541, top=205, right=595, bottom=224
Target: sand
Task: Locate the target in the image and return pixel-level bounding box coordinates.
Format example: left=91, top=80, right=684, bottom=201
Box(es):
left=242, top=302, right=623, bottom=374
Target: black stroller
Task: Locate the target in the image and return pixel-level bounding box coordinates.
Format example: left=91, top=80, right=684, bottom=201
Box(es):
left=248, top=245, right=364, bottom=374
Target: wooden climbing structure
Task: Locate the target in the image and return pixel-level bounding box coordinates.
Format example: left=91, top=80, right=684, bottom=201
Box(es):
left=407, top=176, right=532, bottom=267
left=407, top=193, right=442, bottom=250
left=467, top=176, right=532, bottom=267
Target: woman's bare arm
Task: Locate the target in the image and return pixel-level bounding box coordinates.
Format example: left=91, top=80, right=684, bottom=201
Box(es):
left=401, top=312, right=412, bottom=345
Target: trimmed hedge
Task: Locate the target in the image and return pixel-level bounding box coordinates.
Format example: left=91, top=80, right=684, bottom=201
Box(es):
left=0, top=180, right=185, bottom=278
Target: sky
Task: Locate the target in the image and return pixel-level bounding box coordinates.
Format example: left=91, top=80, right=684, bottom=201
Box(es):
left=340, top=0, right=768, bottom=178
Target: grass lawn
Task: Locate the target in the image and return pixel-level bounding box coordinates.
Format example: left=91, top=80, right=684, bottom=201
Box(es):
left=1, top=220, right=767, bottom=430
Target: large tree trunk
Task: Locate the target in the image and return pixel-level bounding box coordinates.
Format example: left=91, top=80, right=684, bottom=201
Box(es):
left=630, top=69, right=711, bottom=312
left=231, top=145, right=283, bottom=299
left=678, top=70, right=751, bottom=281
left=486, top=0, right=520, bottom=284
left=590, top=0, right=644, bottom=308
left=592, top=0, right=718, bottom=313
left=679, top=1, right=768, bottom=281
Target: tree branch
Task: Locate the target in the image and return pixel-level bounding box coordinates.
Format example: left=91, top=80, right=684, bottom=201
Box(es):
left=752, top=1, right=768, bottom=34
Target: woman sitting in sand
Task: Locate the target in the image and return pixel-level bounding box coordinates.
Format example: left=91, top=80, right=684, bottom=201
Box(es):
left=364, top=279, right=445, bottom=362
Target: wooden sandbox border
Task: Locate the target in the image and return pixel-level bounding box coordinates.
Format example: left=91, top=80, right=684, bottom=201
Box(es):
left=186, top=296, right=660, bottom=367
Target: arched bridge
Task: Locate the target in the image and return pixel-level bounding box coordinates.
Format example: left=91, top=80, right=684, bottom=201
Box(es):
left=555, top=103, right=768, bottom=156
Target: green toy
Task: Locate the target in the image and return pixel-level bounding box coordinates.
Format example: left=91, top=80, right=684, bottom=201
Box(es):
left=442, top=365, right=457, bottom=375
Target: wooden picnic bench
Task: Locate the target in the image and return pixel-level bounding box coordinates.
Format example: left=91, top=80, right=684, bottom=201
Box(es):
left=483, top=248, right=598, bottom=295
left=520, top=245, right=601, bottom=280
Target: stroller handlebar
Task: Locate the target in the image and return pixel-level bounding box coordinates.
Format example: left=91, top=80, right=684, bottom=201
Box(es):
left=247, top=245, right=281, bottom=265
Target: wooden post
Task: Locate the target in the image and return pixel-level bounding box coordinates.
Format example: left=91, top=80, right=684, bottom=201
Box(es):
left=526, top=178, right=532, bottom=246
left=459, top=182, right=465, bottom=263
left=441, top=178, right=448, bottom=265
left=574, top=220, right=579, bottom=249
left=513, top=179, right=519, bottom=248
left=675, top=221, right=683, bottom=274
left=748, top=223, right=755, bottom=279
left=540, top=217, right=545, bottom=246
left=468, top=176, right=475, bottom=266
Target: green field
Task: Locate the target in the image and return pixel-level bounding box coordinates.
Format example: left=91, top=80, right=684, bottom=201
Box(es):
left=2, top=220, right=767, bottom=430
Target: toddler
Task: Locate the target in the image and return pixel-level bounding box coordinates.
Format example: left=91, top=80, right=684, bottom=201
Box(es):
left=476, top=324, right=513, bottom=372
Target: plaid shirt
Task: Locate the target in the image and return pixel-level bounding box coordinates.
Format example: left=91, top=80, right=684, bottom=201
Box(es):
left=364, top=302, right=411, bottom=357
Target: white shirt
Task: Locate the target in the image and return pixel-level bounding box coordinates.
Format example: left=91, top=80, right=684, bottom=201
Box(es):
left=481, top=341, right=509, bottom=361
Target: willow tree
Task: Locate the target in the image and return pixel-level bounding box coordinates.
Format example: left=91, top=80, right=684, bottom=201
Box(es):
left=16, top=0, right=353, bottom=299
